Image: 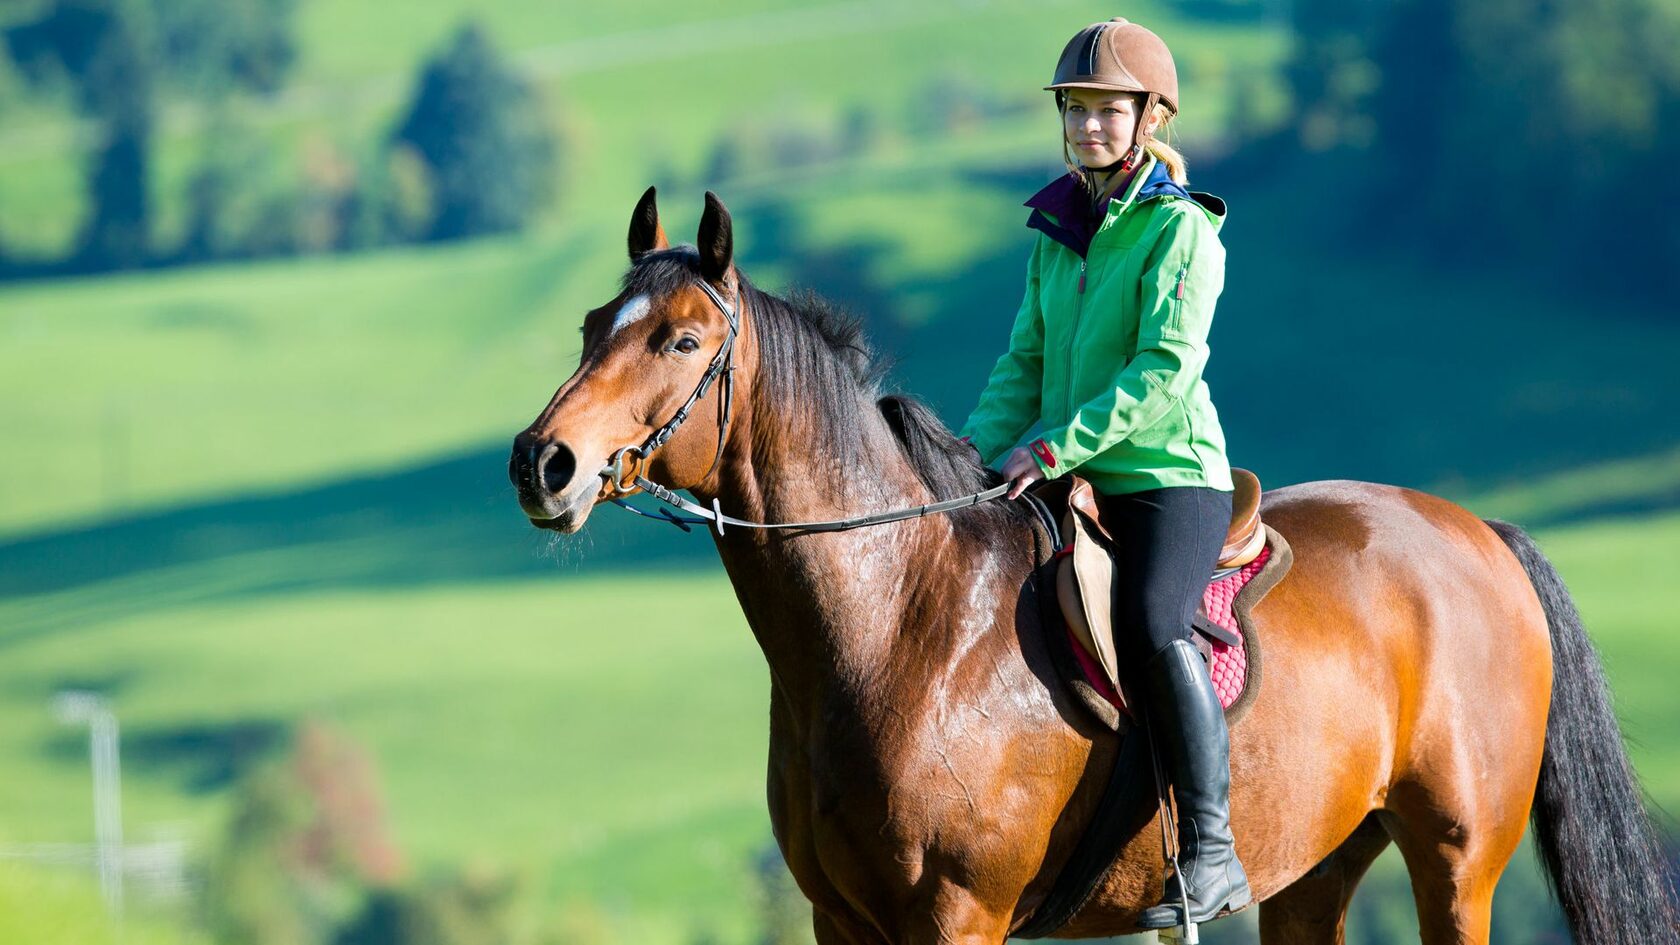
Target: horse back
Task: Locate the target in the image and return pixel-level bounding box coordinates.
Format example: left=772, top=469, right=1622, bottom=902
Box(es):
left=1248, top=482, right=1550, bottom=776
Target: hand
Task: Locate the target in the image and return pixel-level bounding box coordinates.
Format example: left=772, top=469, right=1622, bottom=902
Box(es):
left=999, top=446, right=1045, bottom=500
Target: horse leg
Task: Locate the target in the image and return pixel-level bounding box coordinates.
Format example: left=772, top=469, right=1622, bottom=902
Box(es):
left=813, top=908, right=884, bottom=945
left=1377, top=781, right=1527, bottom=945
left=813, top=897, right=1012, bottom=945
left=1257, top=815, right=1392, bottom=945
left=894, top=882, right=1016, bottom=945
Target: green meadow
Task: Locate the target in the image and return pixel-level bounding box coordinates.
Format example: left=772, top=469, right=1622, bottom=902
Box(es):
left=0, top=573, right=770, bottom=945
left=1, top=502, right=1674, bottom=945
left=0, top=861, right=212, bottom=945
left=2, top=1, right=1677, bottom=943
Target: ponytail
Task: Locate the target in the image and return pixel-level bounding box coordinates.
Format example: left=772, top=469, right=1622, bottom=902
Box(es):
left=1144, top=102, right=1188, bottom=184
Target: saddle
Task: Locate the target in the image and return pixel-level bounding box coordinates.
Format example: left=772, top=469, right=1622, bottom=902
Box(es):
left=1031, top=469, right=1286, bottom=723
left=1012, top=470, right=1290, bottom=940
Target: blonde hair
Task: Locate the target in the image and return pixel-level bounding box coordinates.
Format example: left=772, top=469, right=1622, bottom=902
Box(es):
left=1144, top=103, right=1188, bottom=184
left=1062, top=98, right=1188, bottom=195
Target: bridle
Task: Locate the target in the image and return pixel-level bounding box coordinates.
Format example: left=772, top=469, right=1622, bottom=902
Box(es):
left=596, top=277, right=1032, bottom=538
left=599, top=277, right=741, bottom=501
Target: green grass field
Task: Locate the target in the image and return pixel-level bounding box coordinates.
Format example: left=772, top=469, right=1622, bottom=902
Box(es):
left=2, top=2, right=1677, bottom=943
left=0, top=861, right=210, bottom=945
left=5, top=114, right=1679, bottom=945
left=0, top=512, right=1674, bottom=945
left=0, top=572, right=771, bottom=945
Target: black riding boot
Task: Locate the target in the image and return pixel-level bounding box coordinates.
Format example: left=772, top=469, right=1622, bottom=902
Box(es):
left=1135, top=639, right=1252, bottom=930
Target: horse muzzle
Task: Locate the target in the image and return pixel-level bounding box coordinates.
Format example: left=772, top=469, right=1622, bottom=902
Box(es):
left=509, top=434, right=598, bottom=530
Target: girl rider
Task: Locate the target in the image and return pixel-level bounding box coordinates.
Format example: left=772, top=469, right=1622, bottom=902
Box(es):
left=958, top=18, right=1250, bottom=930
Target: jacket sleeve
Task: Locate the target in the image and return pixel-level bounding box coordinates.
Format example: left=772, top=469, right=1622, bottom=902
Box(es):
left=1029, top=206, right=1225, bottom=478
left=957, top=240, right=1046, bottom=465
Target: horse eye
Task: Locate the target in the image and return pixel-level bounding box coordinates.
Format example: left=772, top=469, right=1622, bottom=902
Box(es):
left=674, top=336, right=700, bottom=354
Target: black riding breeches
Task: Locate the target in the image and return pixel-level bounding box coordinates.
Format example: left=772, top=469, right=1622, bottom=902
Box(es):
left=1101, top=485, right=1234, bottom=669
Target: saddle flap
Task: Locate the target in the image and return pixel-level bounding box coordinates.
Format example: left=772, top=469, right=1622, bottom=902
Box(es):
left=1055, top=477, right=1127, bottom=707
left=1066, top=477, right=1115, bottom=544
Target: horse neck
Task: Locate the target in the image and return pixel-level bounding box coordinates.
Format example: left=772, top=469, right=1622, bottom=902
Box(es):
left=689, top=375, right=979, bottom=718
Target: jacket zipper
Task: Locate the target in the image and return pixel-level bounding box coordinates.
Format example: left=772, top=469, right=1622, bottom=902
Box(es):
left=1067, top=258, right=1087, bottom=422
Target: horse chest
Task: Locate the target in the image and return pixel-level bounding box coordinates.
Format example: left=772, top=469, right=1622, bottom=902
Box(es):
left=773, top=718, right=1024, bottom=928
left=766, top=719, right=947, bottom=911
left=771, top=769, right=936, bottom=931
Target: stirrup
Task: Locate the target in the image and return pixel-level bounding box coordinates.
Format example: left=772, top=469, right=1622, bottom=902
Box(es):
left=1158, top=923, right=1199, bottom=945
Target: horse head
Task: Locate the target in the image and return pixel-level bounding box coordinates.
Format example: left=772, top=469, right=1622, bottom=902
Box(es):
left=509, top=187, right=747, bottom=533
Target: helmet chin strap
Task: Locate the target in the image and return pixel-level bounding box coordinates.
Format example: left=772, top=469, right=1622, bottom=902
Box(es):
left=1083, top=145, right=1143, bottom=175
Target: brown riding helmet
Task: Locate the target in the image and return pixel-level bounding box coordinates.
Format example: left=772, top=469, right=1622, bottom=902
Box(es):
left=1047, top=18, right=1179, bottom=152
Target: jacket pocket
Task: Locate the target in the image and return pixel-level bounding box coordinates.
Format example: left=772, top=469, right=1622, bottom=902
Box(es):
left=1166, top=262, right=1190, bottom=334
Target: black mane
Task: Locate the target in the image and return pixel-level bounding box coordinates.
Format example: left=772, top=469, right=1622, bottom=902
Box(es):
left=624, top=247, right=1033, bottom=538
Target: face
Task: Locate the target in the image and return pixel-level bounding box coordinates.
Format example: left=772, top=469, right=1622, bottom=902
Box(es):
left=509, top=189, right=738, bottom=534
left=1062, top=89, right=1154, bottom=168
left=508, top=281, right=731, bottom=532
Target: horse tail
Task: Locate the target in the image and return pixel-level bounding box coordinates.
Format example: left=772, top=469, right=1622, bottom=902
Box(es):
left=1485, top=518, right=1680, bottom=943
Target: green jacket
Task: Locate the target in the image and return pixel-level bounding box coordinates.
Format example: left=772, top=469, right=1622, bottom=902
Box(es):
left=959, top=155, right=1234, bottom=495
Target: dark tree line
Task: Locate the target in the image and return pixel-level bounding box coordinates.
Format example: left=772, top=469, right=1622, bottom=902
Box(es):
left=1283, top=0, right=1680, bottom=297
left=3, top=0, right=296, bottom=270
left=0, top=3, right=559, bottom=277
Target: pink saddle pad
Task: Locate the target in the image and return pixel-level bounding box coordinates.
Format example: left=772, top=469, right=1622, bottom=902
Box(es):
left=1068, top=544, right=1271, bottom=715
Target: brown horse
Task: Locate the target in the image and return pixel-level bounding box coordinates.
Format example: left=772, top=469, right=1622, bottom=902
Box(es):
left=509, top=189, right=1678, bottom=945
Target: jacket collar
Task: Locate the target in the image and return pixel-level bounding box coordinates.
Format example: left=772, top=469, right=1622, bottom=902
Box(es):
left=1024, top=156, right=1196, bottom=258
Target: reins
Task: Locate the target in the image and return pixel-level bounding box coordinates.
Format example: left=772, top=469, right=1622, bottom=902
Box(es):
left=599, top=277, right=1020, bottom=538
left=619, top=474, right=1014, bottom=536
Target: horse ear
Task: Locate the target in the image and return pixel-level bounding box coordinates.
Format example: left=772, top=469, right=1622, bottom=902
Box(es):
left=697, top=191, right=734, bottom=285
left=628, top=186, right=668, bottom=260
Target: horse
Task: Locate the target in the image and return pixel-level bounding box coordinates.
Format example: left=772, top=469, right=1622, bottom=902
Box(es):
left=509, top=188, right=1679, bottom=945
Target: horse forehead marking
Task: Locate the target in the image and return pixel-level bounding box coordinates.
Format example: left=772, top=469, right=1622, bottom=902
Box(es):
left=610, top=293, right=653, bottom=335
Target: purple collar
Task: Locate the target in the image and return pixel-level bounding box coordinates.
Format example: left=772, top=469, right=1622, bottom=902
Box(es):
left=1025, top=160, right=1191, bottom=258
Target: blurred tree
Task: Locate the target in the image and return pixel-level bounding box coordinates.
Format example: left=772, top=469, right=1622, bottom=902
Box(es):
left=206, top=720, right=404, bottom=945
left=839, top=104, right=882, bottom=158
left=149, top=0, right=296, bottom=96
left=290, top=722, right=405, bottom=886
left=391, top=23, right=558, bottom=241
left=337, top=147, right=435, bottom=251
left=1169, top=0, right=1274, bottom=24
left=1283, top=0, right=1386, bottom=151
left=703, top=137, right=745, bottom=185
left=1369, top=0, right=1680, bottom=282
left=3, top=0, right=153, bottom=269
left=333, top=865, right=529, bottom=945
left=0, top=0, right=296, bottom=271
left=1280, top=0, right=1680, bottom=295
left=206, top=762, right=319, bottom=945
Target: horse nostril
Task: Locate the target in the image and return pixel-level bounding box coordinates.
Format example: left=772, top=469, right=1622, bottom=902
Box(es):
left=509, top=433, right=537, bottom=489
left=537, top=442, right=577, bottom=495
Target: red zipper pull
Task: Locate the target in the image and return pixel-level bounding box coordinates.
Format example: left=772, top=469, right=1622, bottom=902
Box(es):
left=1078, top=260, right=1087, bottom=294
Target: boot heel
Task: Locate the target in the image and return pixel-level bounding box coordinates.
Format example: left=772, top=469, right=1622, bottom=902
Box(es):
left=1221, top=885, right=1253, bottom=913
